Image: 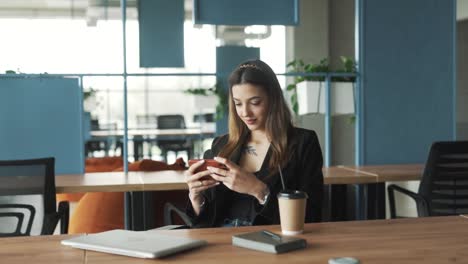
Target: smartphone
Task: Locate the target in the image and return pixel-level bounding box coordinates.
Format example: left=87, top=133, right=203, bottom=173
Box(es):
left=188, top=159, right=227, bottom=181
left=188, top=159, right=227, bottom=172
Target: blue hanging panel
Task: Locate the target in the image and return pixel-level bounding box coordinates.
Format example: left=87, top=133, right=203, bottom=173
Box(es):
left=139, top=0, right=185, bottom=67
left=194, top=0, right=299, bottom=25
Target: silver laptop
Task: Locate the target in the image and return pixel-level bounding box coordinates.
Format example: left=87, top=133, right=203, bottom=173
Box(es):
left=61, top=229, right=207, bottom=259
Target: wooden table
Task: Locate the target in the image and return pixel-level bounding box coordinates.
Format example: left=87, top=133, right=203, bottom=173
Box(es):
left=55, top=167, right=378, bottom=194
left=0, top=234, right=83, bottom=264
left=2, top=216, right=467, bottom=263
left=56, top=165, right=422, bottom=225
left=322, top=166, right=377, bottom=184
left=342, top=164, right=424, bottom=182
left=341, top=164, right=424, bottom=219
left=56, top=167, right=377, bottom=229
left=56, top=172, right=144, bottom=193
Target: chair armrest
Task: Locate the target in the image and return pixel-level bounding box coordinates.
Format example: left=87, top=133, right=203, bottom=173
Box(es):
left=387, top=184, right=429, bottom=218
left=163, top=202, right=192, bottom=227
left=58, top=201, right=69, bottom=234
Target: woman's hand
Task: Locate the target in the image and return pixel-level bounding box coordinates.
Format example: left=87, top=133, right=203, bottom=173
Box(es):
left=185, top=160, right=219, bottom=215
left=208, top=157, right=267, bottom=203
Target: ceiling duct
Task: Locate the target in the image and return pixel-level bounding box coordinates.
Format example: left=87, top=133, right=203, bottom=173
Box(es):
left=215, top=25, right=272, bottom=46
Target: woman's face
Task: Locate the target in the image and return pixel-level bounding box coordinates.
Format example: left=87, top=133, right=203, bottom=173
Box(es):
left=232, top=83, right=269, bottom=132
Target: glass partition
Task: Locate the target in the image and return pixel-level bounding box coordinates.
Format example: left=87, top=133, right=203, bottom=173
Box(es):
left=0, top=0, right=287, bottom=166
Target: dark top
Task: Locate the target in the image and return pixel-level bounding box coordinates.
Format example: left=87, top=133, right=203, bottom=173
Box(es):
left=185, top=127, right=324, bottom=227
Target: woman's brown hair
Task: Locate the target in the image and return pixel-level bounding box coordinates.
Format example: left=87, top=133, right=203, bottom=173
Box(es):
left=218, top=59, right=294, bottom=174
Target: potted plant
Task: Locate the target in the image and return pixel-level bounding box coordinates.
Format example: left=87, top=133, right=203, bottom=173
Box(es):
left=286, top=56, right=356, bottom=116
left=184, top=84, right=227, bottom=121
left=83, top=87, right=99, bottom=113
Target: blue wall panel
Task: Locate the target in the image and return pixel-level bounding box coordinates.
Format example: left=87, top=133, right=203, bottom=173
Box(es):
left=139, top=0, right=184, bottom=67
left=361, top=0, right=455, bottom=164
left=0, top=77, right=84, bottom=174
left=216, top=46, right=260, bottom=135
left=194, top=0, right=299, bottom=25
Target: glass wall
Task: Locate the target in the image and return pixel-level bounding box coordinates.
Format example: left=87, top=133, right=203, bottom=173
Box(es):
left=0, top=0, right=286, bottom=163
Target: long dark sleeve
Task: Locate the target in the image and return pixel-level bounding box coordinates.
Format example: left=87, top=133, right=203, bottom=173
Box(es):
left=253, top=129, right=324, bottom=224
left=184, top=136, right=226, bottom=228
left=296, top=130, right=324, bottom=223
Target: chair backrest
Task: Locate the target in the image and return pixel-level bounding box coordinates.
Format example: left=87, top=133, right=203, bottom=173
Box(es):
left=419, top=141, right=468, bottom=216
left=193, top=113, right=215, bottom=123
left=91, top=119, right=100, bottom=130
left=0, top=204, right=35, bottom=237
left=157, top=115, right=186, bottom=129
left=0, top=158, right=58, bottom=236
left=136, top=114, right=158, bottom=128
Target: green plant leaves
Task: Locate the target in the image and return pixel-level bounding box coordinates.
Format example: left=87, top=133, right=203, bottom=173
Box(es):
left=183, top=88, right=210, bottom=96
left=286, top=57, right=356, bottom=116
left=290, top=92, right=298, bottom=115
left=184, top=84, right=227, bottom=121
left=83, top=87, right=96, bottom=100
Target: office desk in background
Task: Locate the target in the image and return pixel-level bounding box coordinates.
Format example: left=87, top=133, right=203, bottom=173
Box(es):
left=89, top=127, right=216, bottom=160
left=56, top=170, right=188, bottom=231
left=55, top=165, right=424, bottom=229
left=55, top=164, right=423, bottom=194
left=55, top=167, right=380, bottom=193
left=55, top=167, right=377, bottom=230
left=342, top=164, right=424, bottom=182
left=1, top=216, right=467, bottom=263
left=341, top=164, right=424, bottom=219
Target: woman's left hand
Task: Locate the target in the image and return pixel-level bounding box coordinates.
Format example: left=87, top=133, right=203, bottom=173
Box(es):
left=207, top=156, right=266, bottom=198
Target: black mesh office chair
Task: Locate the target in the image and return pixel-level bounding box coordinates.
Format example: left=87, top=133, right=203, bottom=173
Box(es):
left=0, top=158, right=69, bottom=237
left=388, top=141, right=468, bottom=218
left=156, top=115, right=193, bottom=162
left=136, top=114, right=158, bottom=128
left=193, top=113, right=215, bottom=123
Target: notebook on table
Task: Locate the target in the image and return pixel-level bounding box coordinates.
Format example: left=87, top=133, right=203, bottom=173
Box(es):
left=232, top=230, right=306, bottom=254
left=61, top=229, right=207, bottom=259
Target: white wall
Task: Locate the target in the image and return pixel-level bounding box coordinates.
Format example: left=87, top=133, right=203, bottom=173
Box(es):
left=329, top=0, right=355, bottom=68
left=457, top=0, right=468, bottom=21
left=286, top=0, right=329, bottom=65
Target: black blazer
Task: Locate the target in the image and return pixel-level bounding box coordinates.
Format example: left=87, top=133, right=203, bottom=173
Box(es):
left=186, top=127, right=324, bottom=227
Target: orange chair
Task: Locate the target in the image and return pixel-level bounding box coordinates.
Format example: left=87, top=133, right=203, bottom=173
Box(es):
left=68, top=158, right=187, bottom=234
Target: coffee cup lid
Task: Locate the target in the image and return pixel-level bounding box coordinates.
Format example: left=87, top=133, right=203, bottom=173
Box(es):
left=277, top=190, right=308, bottom=199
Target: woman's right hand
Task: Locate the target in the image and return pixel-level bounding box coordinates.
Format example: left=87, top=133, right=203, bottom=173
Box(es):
left=185, top=160, right=219, bottom=214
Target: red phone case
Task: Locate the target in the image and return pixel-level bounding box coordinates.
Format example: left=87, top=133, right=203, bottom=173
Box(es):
left=188, top=159, right=227, bottom=181
left=188, top=159, right=226, bottom=173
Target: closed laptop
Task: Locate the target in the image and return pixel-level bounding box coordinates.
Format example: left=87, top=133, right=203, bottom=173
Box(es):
left=61, top=229, right=207, bottom=259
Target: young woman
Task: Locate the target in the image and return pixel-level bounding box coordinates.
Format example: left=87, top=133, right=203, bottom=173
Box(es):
left=185, top=59, right=323, bottom=227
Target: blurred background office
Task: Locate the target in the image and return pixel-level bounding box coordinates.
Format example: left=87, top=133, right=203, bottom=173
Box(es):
left=0, top=0, right=293, bottom=163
